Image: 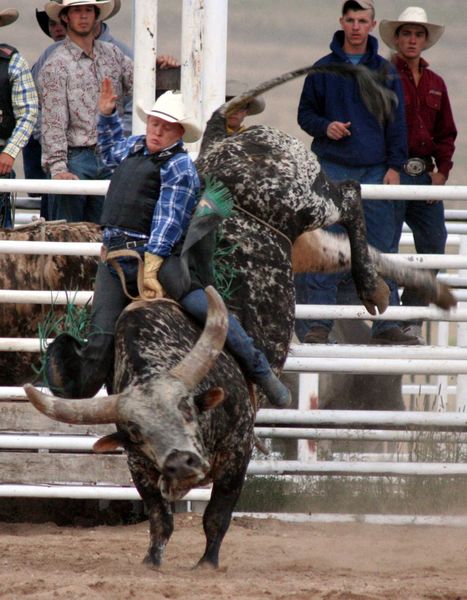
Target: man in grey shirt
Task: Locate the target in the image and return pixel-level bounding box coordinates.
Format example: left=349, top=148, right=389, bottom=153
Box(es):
left=38, top=0, right=133, bottom=223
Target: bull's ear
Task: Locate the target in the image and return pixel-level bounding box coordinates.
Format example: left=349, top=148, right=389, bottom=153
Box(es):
left=194, top=387, right=225, bottom=412
left=93, top=431, right=128, bottom=453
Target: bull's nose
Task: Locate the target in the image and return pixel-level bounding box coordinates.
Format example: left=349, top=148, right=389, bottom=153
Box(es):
left=162, top=450, right=206, bottom=481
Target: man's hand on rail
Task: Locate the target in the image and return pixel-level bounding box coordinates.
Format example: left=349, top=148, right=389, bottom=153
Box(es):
left=53, top=172, right=79, bottom=180
left=0, top=152, right=14, bottom=176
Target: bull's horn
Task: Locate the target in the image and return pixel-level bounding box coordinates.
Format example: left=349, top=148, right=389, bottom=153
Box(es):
left=170, top=286, right=228, bottom=389
left=23, top=383, right=119, bottom=424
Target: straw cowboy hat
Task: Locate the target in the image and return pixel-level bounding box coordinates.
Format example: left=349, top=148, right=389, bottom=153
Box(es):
left=0, top=8, right=18, bottom=27
left=226, top=80, right=265, bottom=116
left=44, top=0, right=114, bottom=23
left=137, top=91, right=202, bottom=144
left=379, top=7, right=445, bottom=51
left=37, top=0, right=119, bottom=37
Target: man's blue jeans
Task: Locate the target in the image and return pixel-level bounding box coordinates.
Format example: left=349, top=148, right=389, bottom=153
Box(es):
left=79, top=255, right=272, bottom=395
left=22, top=136, right=49, bottom=219
left=294, top=160, right=400, bottom=341
left=48, top=147, right=111, bottom=223
left=392, top=171, right=446, bottom=325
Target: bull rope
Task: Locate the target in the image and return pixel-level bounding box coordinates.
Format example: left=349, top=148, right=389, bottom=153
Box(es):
left=234, top=204, right=292, bottom=249
left=104, top=248, right=172, bottom=303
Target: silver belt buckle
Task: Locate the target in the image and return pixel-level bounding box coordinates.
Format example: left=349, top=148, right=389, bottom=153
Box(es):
left=403, top=157, right=426, bottom=176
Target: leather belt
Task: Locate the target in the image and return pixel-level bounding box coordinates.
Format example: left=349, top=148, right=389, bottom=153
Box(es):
left=105, top=234, right=147, bottom=252
left=403, top=157, right=434, bottom=177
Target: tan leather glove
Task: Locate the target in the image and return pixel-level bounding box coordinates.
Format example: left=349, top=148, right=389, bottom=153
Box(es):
left=143, top=252, right=165, bottom=299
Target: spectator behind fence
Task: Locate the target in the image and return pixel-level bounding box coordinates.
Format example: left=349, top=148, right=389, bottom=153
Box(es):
left=38, top=0, right=133, bottom=223
left=379, top=7, right=457, bottom=344
left=225, top=79, right=265, bottom=134
left=294, top=0, right=422, bottom=346
left=0, top=8, right=38, bottom=227
left=25, top=1, right=133, bottom=220
left=21, top=9, right=67, bottom=220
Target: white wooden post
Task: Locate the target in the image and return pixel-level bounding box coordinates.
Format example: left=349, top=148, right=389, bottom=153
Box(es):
left=200, top=0, right=228, bottom=125
left=181, top=0, right=228, bottom=154
left=456, top=236, right=467, bottom=412
left=181, top=0, right=203, bottom=154
left=298, top=373, right=319, bottom=461
left=435, top=320, right=449, bottom=411
left=132, top=0, right=158, bottom=135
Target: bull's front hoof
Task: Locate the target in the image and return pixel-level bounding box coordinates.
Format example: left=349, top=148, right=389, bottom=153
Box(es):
left=194, top=557, right=218, bottom=570
left=143, top=553, right=162, bottom=569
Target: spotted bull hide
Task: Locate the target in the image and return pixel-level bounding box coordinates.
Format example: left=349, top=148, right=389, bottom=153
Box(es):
left=23, top=67, right=456, bottom=570
left=0, top=220, right=101, bottom=384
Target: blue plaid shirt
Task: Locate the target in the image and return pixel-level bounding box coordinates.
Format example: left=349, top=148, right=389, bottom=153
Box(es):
left=4, top=52, right=38, bottom=159
left=97, top=111, right=200, bottom=257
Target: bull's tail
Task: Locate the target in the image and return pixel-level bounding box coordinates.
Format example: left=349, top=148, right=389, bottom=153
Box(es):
left=222, top=63, right=396, bottom=124
left=198, top=63, right=396, bottom=158
left=292, top=230, right=456, bottom=311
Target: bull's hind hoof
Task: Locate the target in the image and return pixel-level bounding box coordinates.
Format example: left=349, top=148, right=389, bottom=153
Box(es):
left=436, top=283, right=457, bottom=310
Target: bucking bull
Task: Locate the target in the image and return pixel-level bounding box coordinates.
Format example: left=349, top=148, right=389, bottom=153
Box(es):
left=19, top=65, right=455, bottom=568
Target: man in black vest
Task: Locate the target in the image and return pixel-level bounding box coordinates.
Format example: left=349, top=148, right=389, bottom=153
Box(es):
left=0, top=8, right=38, bottom=226
left=45, top=79, right=291, bottom=408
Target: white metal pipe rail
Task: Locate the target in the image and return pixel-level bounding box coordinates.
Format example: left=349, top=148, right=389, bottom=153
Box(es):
left=286, top=357, right=467, bottom=375
left=289, top=343, right=467, bottom=359
left=255, top=409, right=467, bottom=428
left=3, top=430, right=466, bottom=448
left=4, top=338, right=467, bottom=375
left=0, top=484, right=210, bottom=502
left=0, top=383, right=457, bottom=399
left=4, top=181, right=467, bottom=200
left=295, top=305, right=465, bottom=321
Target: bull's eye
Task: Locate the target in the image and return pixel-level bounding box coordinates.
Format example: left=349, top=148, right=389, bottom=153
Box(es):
left=177, top=396, right=195, bottom=422
left=126, top=421, right=142, bottom=444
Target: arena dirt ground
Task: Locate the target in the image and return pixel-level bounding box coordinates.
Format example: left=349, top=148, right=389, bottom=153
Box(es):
left=0, top=514, right=466, bottom=599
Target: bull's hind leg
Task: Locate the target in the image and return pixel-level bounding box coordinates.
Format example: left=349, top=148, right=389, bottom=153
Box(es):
left=336, top=180, right=389, bottom=314
left=131, top=468, right=173, bottom=567
left=197, top=465, right=248, bottom=569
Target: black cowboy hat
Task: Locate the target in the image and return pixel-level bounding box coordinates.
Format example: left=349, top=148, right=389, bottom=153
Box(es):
left=36, top=9, right=51, bottom=38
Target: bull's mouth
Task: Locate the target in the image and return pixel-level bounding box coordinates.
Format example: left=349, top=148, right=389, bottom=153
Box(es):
left=159, top=473, right=209, bottom=502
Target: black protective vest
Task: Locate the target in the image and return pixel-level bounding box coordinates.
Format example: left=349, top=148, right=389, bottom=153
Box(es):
left=100, top=144, right=186, bottom=234
left=0, top=44, right=17, bottom=141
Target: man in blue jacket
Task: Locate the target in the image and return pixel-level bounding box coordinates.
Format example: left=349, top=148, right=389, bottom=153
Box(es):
left=295, top=0, right=420, bottom=345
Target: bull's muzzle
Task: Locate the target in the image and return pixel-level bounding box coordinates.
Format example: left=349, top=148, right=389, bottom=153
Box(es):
left=162, top=450, right=208, bottom=482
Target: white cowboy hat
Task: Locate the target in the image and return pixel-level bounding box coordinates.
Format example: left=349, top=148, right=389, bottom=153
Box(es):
left=44, top=0, right=114, bottom=23
left=0, top=8, right=18, bottom=27
left=379, top=7, right=444, bottom=51
left=137, top=91, right=202, bottom=144
left=226, top=80, right=265, bottom=116
left=106, top=0, right=120, bottom=19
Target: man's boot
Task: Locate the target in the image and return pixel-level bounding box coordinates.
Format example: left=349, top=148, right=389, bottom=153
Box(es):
left=46, top=332, right=113, bottom=398
left=252, top=369, right=292, bottom=408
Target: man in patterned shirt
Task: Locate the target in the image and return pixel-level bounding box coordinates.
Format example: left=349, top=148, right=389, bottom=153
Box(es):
left=0, top=8, right=38, bottom=227
left=38, top=0, right=133, bottom=223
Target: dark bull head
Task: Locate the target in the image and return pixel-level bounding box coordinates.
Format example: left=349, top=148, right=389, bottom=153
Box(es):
left=24, top=287, right=228, bottom=501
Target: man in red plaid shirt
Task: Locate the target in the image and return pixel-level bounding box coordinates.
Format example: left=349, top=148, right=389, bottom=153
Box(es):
left=380, top=6, right=457, bottom=343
